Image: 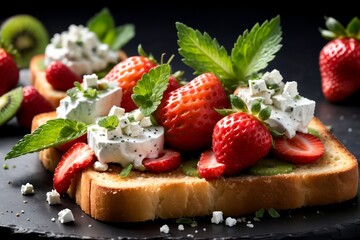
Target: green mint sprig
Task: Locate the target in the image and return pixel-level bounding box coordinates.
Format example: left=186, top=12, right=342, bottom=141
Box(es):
left=176, top=16, right=282, bottom=92
left=131, top=64, right=171, bottom=117
left=98, top=115, right=119, bottom=130
left=87, top=8, right=135, bottom=50
left=5, top=119, right=87, bottom=159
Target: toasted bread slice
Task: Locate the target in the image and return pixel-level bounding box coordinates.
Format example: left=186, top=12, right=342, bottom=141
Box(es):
left=29, top=52, right=127, bottom=108
left=31, top=112, right=359, bottom=222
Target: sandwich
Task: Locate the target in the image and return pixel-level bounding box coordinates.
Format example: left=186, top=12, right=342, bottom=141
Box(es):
left=29, top=8, right=133, bottom=108
left=5, top=16, right=358, bottom=223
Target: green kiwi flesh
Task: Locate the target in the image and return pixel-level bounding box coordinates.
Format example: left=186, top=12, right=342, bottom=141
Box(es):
left=181, top=159, right=200, bottom=177
left=0, top=15, right=48, bottom=68
left=0, top=87, right=23, bottom=126
left=248, top=158, right=294, bottom=176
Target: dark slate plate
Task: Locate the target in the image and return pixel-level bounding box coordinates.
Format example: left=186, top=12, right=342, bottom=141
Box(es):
left=1, top=71, right=360, bottom=239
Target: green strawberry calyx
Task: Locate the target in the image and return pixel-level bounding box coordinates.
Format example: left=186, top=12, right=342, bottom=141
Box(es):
left=176, top=16, right=282, bottom=92
left=320, top=16, right=360, bottom=40
left=216, top=95, right=283, bottom=138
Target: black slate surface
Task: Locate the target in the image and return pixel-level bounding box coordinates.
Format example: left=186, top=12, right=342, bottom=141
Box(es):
left=1, top=4, right=360, bottom=239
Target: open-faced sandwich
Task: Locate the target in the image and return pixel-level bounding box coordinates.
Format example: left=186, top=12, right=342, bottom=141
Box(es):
left=30, top=8, right=133, bottom=108
left=6, top=16, right=358, bottom=222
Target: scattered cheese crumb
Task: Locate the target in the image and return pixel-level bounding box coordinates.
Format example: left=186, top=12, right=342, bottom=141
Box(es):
left=93, top=161, right=109, bottom=172
left=178, top=224, right=184, bottom=231
left=58, top=208, right=75, bottom=223
left=21, top=183, right=34, bottom=195
left=46, top=190, right=61, bottom=205
left=51, top=218, right=56, bottom=222
left=348, top=128, right=353, bottom=133
left=225, top=217, right=237, bottom=227
left=211, top=211, right=223, bottom=224
left=203, top=228, right=207, bottom=231
left=187, top=234, right=194, bottom=238
left=195, top=230, right=198, bottom=233
left=160, top=224, right=170, bottom=234
left=246, top=223, right=254, bottom=228
left=21, top=210, right=25, bottom=214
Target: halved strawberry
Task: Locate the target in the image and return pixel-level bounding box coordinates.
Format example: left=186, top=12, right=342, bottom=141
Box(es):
left=142, top=149, right=181, bottom=173
left=55, top=134, right=88, bottom=152
left=197, top=150, right=225, bottom=180
left=272, top=132, right=324, bottom=164
left=53, top=142, right=95, bottom=194
left=46, top=61, right=82, bottom=91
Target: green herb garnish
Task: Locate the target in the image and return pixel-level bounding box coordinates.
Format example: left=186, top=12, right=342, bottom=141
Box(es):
left=176, top=16, right=282, bottom=92
left=5, top=119, right=87, bottom=159
left=176, top=217, right=194, bottom=225
left=87, top=8, right=135, bottom=50
left=98, top=116, right=119, bottom=130
left=83, top=88, right=98, bottom=99
left=3, top=163, right=9, bottom=170
left=268, top=208, right=280, bottom=218
left=132, top=64, right=171, bottom=117
left=119, top=164, right=133, bottom=178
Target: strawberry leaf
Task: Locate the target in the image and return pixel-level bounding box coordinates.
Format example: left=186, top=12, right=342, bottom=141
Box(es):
left=325, top=17, right=347, bottom=37
left=132, top=64, right=170, bottom=117
left=5, top=119, right=87, bottom=159
left=346, top=17, right=360, bottom=39
left=176, top=22, right=235, bottom=87
left=231, top=16, right=282, bottom=79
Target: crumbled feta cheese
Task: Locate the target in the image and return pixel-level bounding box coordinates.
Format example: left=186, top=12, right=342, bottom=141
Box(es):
left=249, top=79, right=267, bottom=95
left=246, top=223, right=254, bottom=228
left=93, top=161, right=109, bottom=172
left=160, top=224, right=170, bottom=234
left=211, top=211, right=223, bottom=224
left=119, top=116, right=130, bottom=128
left=283, top=81, right=299, bottom=98
left=21, top=183, right=34, bottom=195
left=123, top=122, right=143, bottom=137
left=178, top=224, right=185, bottom=231
left=46, top=190, right=61, bottom=205
left=83, top=74, right=98, bottom=89
left=140, top=117, right=152, bottom=127
left=106, top=125, right=123, bottom=140
left=132, top=109, right=144, bottom=121
left=108, top=106, right=125, bottom=117
left=225, top=217, right=237, bottom=227
left=262, top=69, right=283, bottom=85
left=58, top=208, right=75, bottom=223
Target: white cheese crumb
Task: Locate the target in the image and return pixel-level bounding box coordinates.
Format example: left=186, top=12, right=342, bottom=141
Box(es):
left=140, top=117, right=152, bottom=127
left=58, top=208, right=75, bottom=223
left=51, top=217, right=56, bottom=222
left=225, top=217, right=237, bottom=227
left=246, top=223, right=254, bottom=228
left=21, top=183, right=34, bottom=195
left=178, top=224, right=185, bottom=231
left=160, top=224, right=170, bottom=234
left=108, top=106, right=125, bottom=117
left=203, top=228, right=207, bottom=231
left=187, top=234, right=194, bottom=238
left=195, top=230, right=198, bottom=233
left=348, top=128, right=353, bottom=133
left=211, top=211, right=223, bottom=224
left=46, top=189, right=61, bottom=205
left=83, top=74, right=98, bottom=89
left=93, top=161, right=109, bottom=172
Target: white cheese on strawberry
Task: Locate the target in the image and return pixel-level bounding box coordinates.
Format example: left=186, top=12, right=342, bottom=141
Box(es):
left=56, top=79, right=122, bottom=124
left=45, top=25, right=118, bottom=76
left=236, top=69, right=315, bottom=138
left=87, top=108, right=164, bottom=170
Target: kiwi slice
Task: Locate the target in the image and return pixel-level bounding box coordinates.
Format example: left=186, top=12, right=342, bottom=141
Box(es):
left=0, top=15, right=48, bottom=68
left=248, top=158, right=294, bottom=176
left=0, top=87, right=23, bottom=126
left=181, top=159, right=200, bottom=177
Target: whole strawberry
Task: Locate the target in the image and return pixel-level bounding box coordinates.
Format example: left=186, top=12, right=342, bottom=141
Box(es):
left=105, top=56, right=157, bottom=112
left=17, top=86, right=54, bottom=128
left=45, top=61, right=82, bottom=91
left=155, top=73, right=230, bottom=152
left=198, top=95, right=272, bottom=177
left=0, top=48, right=19, bottom=96
left=319, top=17, right=360, bottom=102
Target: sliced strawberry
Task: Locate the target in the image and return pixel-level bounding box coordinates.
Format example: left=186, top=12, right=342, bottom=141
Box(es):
left=55, top=134, right=88, bottom=152
left=142, top=149, right=181, bottom=173
left=197, top=150, right=225, bottom=180
left=272, top=132, right=324, bottom=164
left=53, top=142, right=95, bottom=194
left=46, top=61, right=82, bottom=91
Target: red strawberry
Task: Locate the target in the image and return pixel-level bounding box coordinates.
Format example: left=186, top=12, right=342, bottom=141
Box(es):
left=163, top=76, right=181, bottom=96
left=142, top=149, right=181, bottom=173
left=53, top=142, right=95, bottom=194
left=155, top=73, right=230, bottom=151
left=105, top=56, right=157, bottom=112
left=272, top=132, right=324, bottom=164
left=45, top=61, right=82, bottom=91
left=197, top=150, right=225, bottom=180
left=0, top=48, right=19, bottom=96
left=16, top=86, right=54, bottom=128
left=55, top=134, right=88, bottom=152
left=319, top=17, right=360, bottom=102
left=212, top=112, right=272, bottom=175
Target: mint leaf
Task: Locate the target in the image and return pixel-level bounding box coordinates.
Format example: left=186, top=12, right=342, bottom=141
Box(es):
left=119, top=164, right=133, bottom=178
left=87, top=8, right=115, bottom=42
left=5, top=119, right=87, bottom=159
left=176, top=22, right=235, bottom=84
left=268, top=208, right=280, bottom=218
left=66, top=87, right=77, bottom=100
left=231, top=16, right=282, bottom=79
left=83, top=88, right=98, bottom=99
left=132, top=64, right=170, bottom=117
left=98, top=116, right=119, bottom=130
left=111, top=24, right=135, bottom=50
